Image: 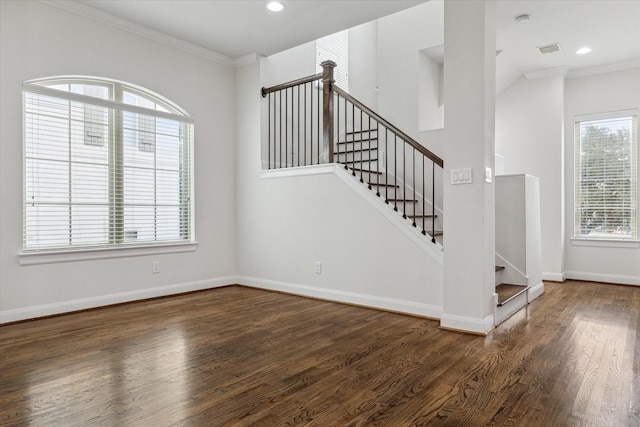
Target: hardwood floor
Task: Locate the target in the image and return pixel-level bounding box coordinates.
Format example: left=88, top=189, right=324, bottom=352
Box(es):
left=1, top=280, right=639, bottom=426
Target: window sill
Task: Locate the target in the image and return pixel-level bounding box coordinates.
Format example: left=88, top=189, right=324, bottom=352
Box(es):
left=18, top=242, right=198, bottom=266
left=571, top=238, right=640, bottom=249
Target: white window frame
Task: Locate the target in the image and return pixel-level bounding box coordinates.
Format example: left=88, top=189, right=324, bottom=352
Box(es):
left=21, top=77, right=196, bottom=262
left=573, top=109, right=638, bottom=243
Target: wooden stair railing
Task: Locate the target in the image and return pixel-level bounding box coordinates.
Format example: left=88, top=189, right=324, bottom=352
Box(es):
left=261, top=61, right=444, bottom=243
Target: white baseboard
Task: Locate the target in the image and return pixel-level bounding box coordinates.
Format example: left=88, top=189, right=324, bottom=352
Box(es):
left=528, top=281, right=545, bottom=301
left=564, top=271, right=640, bottom=286
left=237, top=276, right=443, bottom=319
left=0, top=276, right=236, bottom=324
left=542, top=272, right=566, bottom=282
left=439, top=313, right=495, bottom=335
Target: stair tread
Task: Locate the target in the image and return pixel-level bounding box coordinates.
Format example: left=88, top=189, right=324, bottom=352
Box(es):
left=368, top=182, right=399, bottom=188
left=386, top=198, right=418, bottom=203
left=338, top=138, right=379, bottom=144
left=336, top=147, right=378, bottom=155
left=346, top=129, right=378, bottom=135
left=345, top=166, right=383, bottom=175
left=340, top=159, right=378, bottom=164
left=496, top=283, right=529, bottom=306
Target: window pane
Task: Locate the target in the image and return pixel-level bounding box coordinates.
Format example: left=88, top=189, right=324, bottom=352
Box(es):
left=157, top=134, right=180, bottom=170
left=71, top=163, right=108, bottom=203
left=123, top=205, right=155, bottom=242
left=157, top=170, right=180, bottom=205
left=26, top=159, right=69, bottom=203
left=25, top=204, right=70, bottom=248
left=71, top=205, right=109, bottom=245
left=25, top=114, right=70, bottom=162
left=157, top=206, right=182, bottom=240
left=24, top=78, right=194, bottom=250
left=124, top=167, right=155, bottom=205
left=123, top=111, right=156, bottom=168
left=575, top=115, right=637, bottom=239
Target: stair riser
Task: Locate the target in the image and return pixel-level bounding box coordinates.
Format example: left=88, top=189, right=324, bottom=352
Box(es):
left=496, top=291, right=528, bottom=324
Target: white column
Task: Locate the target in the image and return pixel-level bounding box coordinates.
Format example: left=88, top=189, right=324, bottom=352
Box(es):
left=441, top=0, right=497, bottom=334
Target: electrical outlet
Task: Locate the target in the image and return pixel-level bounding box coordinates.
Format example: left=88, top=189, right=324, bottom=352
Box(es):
left=152, top=261, right=160, bottom=274
left=314, top=261, right=322, bottom=274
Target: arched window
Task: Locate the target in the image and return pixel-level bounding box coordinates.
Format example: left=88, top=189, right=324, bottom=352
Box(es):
left=23, top=77, right=194, bottom=251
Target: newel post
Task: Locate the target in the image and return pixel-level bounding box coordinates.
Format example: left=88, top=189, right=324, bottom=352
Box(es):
left=321, top=60, right=336, bottom=164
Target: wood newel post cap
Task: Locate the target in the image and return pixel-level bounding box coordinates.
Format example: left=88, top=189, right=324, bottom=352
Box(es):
left=321, top=60, right=337, bottom=82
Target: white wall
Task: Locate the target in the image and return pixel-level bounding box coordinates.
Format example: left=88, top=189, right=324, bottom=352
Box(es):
left=0, top=1, right=237, bottom=322
left=376, top=0, right=443, bottom=150
left=564, top=67, right=640, bottom=285
left=235, top=56, right=443, bottom=317
left=348, top=21, right=378, bottom=109
left=495, top=75, right=565, bottom=281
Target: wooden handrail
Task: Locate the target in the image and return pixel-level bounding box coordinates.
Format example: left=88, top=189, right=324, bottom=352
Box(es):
left=333, top=86, right=444, bottom=168
left=261, top=73, right=323, bottom=98
left=261, top=62, right=443, bottom=243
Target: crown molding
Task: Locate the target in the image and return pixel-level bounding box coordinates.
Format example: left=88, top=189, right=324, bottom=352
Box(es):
left=566, top=59, right=640, bottom=79
left=40, top=0, right=236, bottom=67
left=234, top=53, right=260, bottom=68
left=523, top=66, right=569, bottom=80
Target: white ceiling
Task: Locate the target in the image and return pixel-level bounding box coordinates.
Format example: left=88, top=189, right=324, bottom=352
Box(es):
left=67, top=0, right=427, bottom=58
left=58, top=0, right=640, bottom=82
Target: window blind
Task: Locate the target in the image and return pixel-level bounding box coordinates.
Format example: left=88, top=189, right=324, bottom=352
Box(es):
left=23, top=80, right=194, bottom=252
left=574, top=112, right=637, bottom=239
left=316, top=30, right=349, bottom=92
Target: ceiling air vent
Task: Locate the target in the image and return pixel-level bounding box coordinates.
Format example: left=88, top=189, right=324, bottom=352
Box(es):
left=537, top=43, right=561, bottom=54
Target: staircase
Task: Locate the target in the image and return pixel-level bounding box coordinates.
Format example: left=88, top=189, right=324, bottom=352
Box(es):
left=495, top=265, right=529, bottom=324
left=261, top=60, right=534, bottom=328
left=335, top=128, right=444, bottom=244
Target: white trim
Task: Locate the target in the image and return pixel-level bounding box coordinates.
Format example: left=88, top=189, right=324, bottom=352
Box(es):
left=528, top=282, right=545, bottom=301
left=574, top=108, right=638, bottom=123
left=542, top=272, right=566, bottom=282
left=258, top=163, right=336, bottom=179
left=40, top=0, right=235, bottom=67
left=571, top=238, right=640, bottom=249
left=18, top=242, right=198, bottom=266
left=567, top=59, right=640, bottom=80
left=440, top=313, right=494, bottom=335
left=565, top=271, right=640, bottom=286
left=238, top=276, right=443, bottom=319
left=524, top=66, right=569, bottom=80
left=0, top=276, right=235, bottom=324
left=24, top=83, right=194, bottom=124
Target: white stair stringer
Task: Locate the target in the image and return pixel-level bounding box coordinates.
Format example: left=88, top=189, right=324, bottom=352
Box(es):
left=334, top=165, right=444, bottom=254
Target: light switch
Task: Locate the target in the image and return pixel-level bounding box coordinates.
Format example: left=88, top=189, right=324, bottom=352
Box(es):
left=485, top=166, right=492, bottom=183
left=451, top=168, right=472, bottom=185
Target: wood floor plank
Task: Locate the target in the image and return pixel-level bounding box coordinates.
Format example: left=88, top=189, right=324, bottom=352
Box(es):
left=2, top=281, right=640, bottom=426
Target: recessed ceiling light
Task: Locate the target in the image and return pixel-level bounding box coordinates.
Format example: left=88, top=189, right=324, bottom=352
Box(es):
left=267, top=1, right=284, bottom=12
left=515, top=14, right=530, bottom=24
left=576, top=47, right=592, bottom=55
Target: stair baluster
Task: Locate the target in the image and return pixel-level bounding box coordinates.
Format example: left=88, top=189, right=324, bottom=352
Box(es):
left=261, top=61, right=444, bottom=243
